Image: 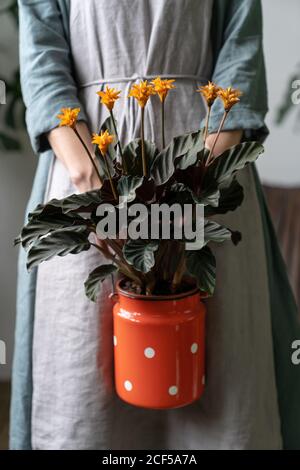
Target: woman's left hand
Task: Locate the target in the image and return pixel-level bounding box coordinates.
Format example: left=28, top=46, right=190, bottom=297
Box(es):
left=205, top=130, right=243, bottom=156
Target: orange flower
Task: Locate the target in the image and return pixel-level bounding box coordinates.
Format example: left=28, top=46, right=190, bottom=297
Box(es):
left=197, top=82, right=219, bottom=107
left=92, top=130, right=114, bottom=156
left=217, top=86, right=242, bottom=112
left=151, top=77, right=176, bottom=102
left=57, top=107, right=80, bottom=128
left=96, top=86, right=121, bottom=111
left=128, top=80, right=155, bottom=108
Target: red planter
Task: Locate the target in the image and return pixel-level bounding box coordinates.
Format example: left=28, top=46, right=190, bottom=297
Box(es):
left=113, top=281, right=206, bottom=409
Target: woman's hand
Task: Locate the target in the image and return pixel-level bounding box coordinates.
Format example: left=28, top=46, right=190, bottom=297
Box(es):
left=205, top=130, right=243, bottom=156
left=48, top=121, right=101, bottom=193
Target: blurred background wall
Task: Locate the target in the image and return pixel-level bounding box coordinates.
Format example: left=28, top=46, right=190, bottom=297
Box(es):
left=259, top=0, right=300, bottom=309
left=0, top=0, right=299, bottom=384
left=0, top=3, right=36, bottom=381
left=258, top=0, right=300, bottom=186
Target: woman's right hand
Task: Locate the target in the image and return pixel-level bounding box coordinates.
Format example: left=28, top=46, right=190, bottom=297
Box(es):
left=48, top=121, right=102, bottom=193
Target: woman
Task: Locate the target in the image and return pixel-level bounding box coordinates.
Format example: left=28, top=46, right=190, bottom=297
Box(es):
left=11, top=0, right=300, bottom=449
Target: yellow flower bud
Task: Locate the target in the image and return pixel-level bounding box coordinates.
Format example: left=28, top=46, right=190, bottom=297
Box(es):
left=128, top=80, right=155, bottom=108
left=57, top=108, right=80, bottom=129
left=197, top=82, right=219, bottom=107
left=217, top=86, right=242, bottom=112
left=96, top=86, right=121, bottom=111
left=92, top=130, right=114, bottom=156
left=151, top=77, right=176, bottom=102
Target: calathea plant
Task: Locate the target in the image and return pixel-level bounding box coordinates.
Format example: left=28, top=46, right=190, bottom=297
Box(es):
left=16, top=79, right=264, bottom=300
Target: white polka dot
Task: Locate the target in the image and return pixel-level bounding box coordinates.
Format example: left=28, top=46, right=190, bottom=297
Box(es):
left=124, top=380, right=133, bottom=391
left=202, top=375, right=206, bottom=385
left=168, top=385, right=178, bottom=396
left=144, top=347, right=155, bottom=358
left=191, top=342, right=198, bottom=354
left=113, top=335, right=117, bottom=346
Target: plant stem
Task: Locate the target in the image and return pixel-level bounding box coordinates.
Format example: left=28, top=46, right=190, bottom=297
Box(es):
left=161, top=100, right=166, bottom=149
left=171, top=245, right=186, bottom=293
left=107, top=239, right=144, bottom=283
left=198, top=163, right=206, bottom=195
left=144, top=273, right=156, bottom=295
left=141, top=107, right=147, bottom=177
left=110, top=110, right=127, bottom=174
left=197, top=105, right=211, bottom=167
left=90, top=242, right=114, bottom=260
left=205, top=110, right=228, bottom=166
left=73, top=127, right=103, bottom=186
left=106, top=238, right=124, bottom=260
left=91, top=241, right=142, bottom=285
left=161, top=241, right=174, bottom=281
left=203, top=105, right=211, bottom=147
left=103, top=152, right=118, bottom=200
left=106, top=241, right=143, bottom=284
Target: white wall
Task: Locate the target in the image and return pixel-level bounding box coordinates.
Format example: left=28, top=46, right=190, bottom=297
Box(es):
left=257, top=0, right=300, bottom=186
left=0, top=12, right=36, bottom=380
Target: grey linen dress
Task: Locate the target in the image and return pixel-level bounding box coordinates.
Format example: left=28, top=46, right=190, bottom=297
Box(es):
left=32, top=0, right=282, bottom=449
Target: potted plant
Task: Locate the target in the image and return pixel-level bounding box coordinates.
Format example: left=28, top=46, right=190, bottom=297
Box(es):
left=16, top=79, right=263, bottom=409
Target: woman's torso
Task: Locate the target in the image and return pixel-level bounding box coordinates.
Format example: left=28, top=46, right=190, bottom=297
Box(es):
left=69, top=0, right=214, bottom=147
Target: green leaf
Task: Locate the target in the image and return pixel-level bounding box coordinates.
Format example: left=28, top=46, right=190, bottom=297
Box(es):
left=150, top=130, right=204, bottom=185
left=100, top=115, right=115, bottom=134
left=204, top=220, right=233, bottom=244
left=27, top=226, right=91, bottom=270
left=123, top=139, right=159, bottom=176
left=176, top=138, right=207, bottom=171
left=84, top=264, right=118, bottom=302
left=117, top=175, right=144, bottom=203
left=14, top=235, right=21, bottom=246
left=187, top=219, right=241, bottom=251
left=205, top=220, right=241, bottom=246
left=28, top=199, right=67, bottom=221
left=168, top=183, right=194, bottom=205
left=123, top=239, right=159, bottom=273
left=203, top=141, right=264, bottom=189
left=200, top=189, right=220, bottom=207
left=122, top=140, right=140, bottom=174
left=60, top=190, right=105, bottom=214
left=205, top=178, right=244, bottom=216
left=28, top=191, right=106, bottom=222
left=20, top=211, right=87, bottom=250
left=186, top=246, right=216, bottom=295
left=170, top=182, right=220, bottom=207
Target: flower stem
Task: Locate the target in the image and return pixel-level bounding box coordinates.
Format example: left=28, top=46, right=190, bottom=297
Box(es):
left=141, top=107, right=147, bottom=177
left=103, top=152, right=118, bottom=200
left=162, top=100, right=166, bottom=148
left=171, top=244, right=186, bottom=293
left=203, top=105, right=211, bottom=147
left=92, top=239, right=143, bottom=285
left=205, top=111, right=228, bottom=167
left=197, top=105, right=211, bottom=166
left=110, top=110, right=127, bottom=174
left=73, top=127, right=103, bottom=186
